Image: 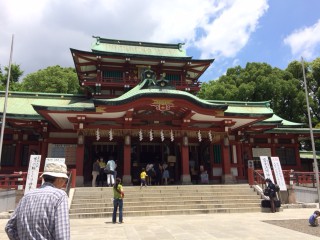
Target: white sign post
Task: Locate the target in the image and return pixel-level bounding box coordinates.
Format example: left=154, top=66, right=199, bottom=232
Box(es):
left=271, top=157, right=287, bottom=191
left=260, top=156, right=274, bottom=183
left=24, top=155, right=42, bottom=195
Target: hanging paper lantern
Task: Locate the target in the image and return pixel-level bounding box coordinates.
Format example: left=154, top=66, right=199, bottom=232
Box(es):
left=109, top=129, right=113, bottom=141
left=198, top=130, right=202, bottom=142
left=96, top=128, right=100, bottom=141
left=208, top=131, right=212, bottom=142
left=160, top=130, right=164, bottom=142
left=170, top=130, right=174, bottom=142
left=139, top=129, right=143, bottom=141
left=149, top=129, right=153, bottom=141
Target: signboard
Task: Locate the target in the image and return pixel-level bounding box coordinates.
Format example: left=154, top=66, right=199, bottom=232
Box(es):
left=259, top=156, right=274, bottom=183
left=47, top=144, right=76, bottom=165
left=24, top=155, right=42, bottom=195
left=45, top=158, right=65, bottom=166
left=252, top=148, right=271, bottom=157
left=271, top=156, right=287, bottom=191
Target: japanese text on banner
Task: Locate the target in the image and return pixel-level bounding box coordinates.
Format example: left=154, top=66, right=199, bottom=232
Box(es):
left=271, top=157, right=287, bottom=191
left=260, top=156, right=274, bottom=183
left=24, top=155, right=42, bottom=195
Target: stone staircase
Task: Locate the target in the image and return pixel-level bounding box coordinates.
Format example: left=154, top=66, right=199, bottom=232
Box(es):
left=69, top=184, right=262, bottom=219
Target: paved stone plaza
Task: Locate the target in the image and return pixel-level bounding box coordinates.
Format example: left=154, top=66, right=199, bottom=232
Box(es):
left=1, top=208, right=319, bottom=239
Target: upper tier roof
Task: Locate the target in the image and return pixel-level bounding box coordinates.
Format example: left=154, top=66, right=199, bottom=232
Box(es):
left=91, top=36, right=188, bottom=58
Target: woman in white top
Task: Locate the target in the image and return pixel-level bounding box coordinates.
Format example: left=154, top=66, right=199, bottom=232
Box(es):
left=106, top=157, right=116, bottom=186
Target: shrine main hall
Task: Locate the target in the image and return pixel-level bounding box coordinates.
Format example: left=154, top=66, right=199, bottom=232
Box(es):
left=0, top=37, right=318, bottom=186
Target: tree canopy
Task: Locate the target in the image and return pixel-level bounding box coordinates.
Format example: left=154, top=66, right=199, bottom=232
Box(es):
left=20, top=65, right=80, bottom=94
left=0, top=63, right=24, bottom=91
left=198, top=59, right=320, bottom=125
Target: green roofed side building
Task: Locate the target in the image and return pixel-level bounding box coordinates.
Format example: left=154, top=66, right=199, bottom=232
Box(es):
left=1, top=36, right=319, bottom=186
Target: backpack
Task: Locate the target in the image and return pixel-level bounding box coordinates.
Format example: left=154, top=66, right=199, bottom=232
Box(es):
left=275, top=184, right=280, bottom=192
left=263, top=188, right=270, bottom=196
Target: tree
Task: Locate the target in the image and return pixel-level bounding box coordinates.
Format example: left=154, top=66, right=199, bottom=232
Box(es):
left=198, top=62, right=306, bottom=123
left=0, top=63, right=24, bottom=91
left=20, top=66, right=80, bottom=94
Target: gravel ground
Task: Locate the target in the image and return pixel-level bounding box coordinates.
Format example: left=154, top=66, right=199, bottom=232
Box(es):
left=264, top=219, right=320, bottom=238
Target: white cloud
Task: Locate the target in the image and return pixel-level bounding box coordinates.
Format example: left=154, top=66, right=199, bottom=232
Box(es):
left=194, top=0, right=269, bottom=59
left=0, top=0, right=268, bottom=78
left=284, top=19, right=320, bottom=60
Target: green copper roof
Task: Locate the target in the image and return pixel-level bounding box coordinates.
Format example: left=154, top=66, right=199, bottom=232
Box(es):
left=0, top=91, right=92, bottom=118
left=262, top=114, right=304, bottom=127
left=93, top=79, right=228, bottom=110
left=91, top=37, right=188, bottom=58
left=300, top=151, right=320, bottom=160
left=265, top=128, right=320, bottom=134
left=207, top=100, right=273, bottom=116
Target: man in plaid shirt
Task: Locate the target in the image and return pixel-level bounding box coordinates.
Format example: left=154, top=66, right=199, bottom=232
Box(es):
left=5, top=162, right=70, bottom=240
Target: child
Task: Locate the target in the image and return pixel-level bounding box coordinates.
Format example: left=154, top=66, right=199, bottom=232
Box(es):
left=140, top=168, right=148, bottom=189
left=309, top=210, right=320, bottom=226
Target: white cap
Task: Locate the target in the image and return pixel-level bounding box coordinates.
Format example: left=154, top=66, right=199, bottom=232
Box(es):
left=41, top=162, right=68, bottom=179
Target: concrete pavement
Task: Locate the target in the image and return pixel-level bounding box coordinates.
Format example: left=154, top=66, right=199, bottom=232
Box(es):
left=0, top=208, right=319, bottom=239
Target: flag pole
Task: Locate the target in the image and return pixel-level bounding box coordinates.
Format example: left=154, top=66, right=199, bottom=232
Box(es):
left=0, top=35, right=14, bottom=170
left=301, top=57, right=320, bottom=206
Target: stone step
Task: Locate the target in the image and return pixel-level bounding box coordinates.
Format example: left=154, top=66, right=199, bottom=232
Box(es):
left=71, top=194, right=260, bottom=203
left=71, top=199, right=261, bottom=209
left=74, top=185, right=253, bottom=192
left=72, top=192, right=257, bottom=199
left=69, top=184, right=261, bottom=218
left=69, top=207, right=261, bottom=219
left=69, top=202, right=261, bottom=214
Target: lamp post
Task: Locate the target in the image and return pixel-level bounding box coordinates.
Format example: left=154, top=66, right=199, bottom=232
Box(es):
left=301, top=57, right=320, bottom=206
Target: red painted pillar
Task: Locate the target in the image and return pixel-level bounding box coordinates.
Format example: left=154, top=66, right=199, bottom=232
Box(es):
left=40, top=140, right=48, bottom=170
left=123, top=144, right=132, bottom=185
left=294, top=143, right=302, bottom=170
left=248, top=167, right=254, bottom=185
left=180, top=136, right=191, bottom=184
left=222, top=143, right=231, bottom=175
left=70, top=168, right=77, bottom=188
left=76, top=144, right=84, bottom=186
left=14, top=141, right=22, bottom=168
left=236, top=143, right=244, bottom=179
left=221, top=137, right=234, bottom=183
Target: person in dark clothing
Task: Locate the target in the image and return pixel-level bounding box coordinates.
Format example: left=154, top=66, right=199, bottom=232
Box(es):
left=265, top=178, right=277, bottom=213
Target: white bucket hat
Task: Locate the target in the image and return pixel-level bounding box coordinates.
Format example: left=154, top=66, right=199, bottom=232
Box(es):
left=41, top=162, right=68, bottom=179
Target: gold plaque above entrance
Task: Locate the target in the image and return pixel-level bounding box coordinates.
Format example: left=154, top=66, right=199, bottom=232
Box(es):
left=150, top=99, right=174, bottom=111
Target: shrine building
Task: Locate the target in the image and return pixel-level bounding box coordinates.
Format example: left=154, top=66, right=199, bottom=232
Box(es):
left=0, top=37, right=319, bottom=186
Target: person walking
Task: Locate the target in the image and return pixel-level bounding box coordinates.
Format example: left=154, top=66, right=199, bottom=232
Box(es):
left=146, top=163, right=154, bottom=185
left=5, top=162, right=70, bottom=240
left=162, top=162, right=169, bottom=185
left=98, top=157, right=106, bottom=186
left=140, top=168, right=148, bottom=189
left=106, top=156, right=116, bottom=187
left=112, top=178, right=124, bottom=224
left=92, top=157, right=100, bottom=187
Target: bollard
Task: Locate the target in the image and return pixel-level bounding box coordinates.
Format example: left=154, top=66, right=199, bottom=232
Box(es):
left=288, top=169, right=296, bottom=204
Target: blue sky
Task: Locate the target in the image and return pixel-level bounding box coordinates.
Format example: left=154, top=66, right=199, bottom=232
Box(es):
left=1, top=0, right=320, bottom=82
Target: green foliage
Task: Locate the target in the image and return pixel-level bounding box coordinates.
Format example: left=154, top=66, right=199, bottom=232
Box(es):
left=20, top=65, right=80, bottom=94
left=199, top=59, right=320, bottom=125
left=0, top=63, right=24, bottom=91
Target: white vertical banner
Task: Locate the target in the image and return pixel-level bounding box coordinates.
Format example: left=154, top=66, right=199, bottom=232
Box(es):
left=260, top=156, right=274, bottom=183
left=24, top=155, right=42, bottom=195
left=271, top=156, right=287, bottom=191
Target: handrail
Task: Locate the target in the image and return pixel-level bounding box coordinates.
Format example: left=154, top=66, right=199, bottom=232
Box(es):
left=0, top=168, right=77, bottom=192
left=65, top=171, right=72, bottom=196
left=252, top=169, right=320, bottom=188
